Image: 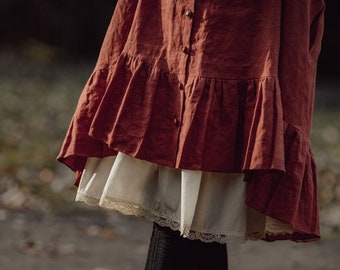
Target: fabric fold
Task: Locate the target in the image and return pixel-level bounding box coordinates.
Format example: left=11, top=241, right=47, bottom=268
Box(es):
left=76, top=153, right=302, bottom=243
left=245, top=123, right=320, bottom=241
left=56, top=0, right=325, bottom=244
left=58, top=54, right=286, bottom=175
left=76, top=153, right=248, bottom=243
left=57, top=52, right=320, bottom=241
left=180, top=170, right=202, bottom=236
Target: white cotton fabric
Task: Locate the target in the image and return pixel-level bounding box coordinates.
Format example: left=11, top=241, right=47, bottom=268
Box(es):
left=75, top=152, right=294, bottom=243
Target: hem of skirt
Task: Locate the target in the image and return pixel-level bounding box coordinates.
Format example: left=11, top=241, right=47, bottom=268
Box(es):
left=75, top=192, right=247, bottom=244
left=75, top=192, right=308, bottom=243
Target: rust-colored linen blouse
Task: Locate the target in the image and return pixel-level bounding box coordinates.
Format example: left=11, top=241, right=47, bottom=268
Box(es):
left=58, top=0, right=325, bottom=241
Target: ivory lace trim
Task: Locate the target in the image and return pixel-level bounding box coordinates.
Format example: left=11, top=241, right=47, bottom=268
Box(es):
left=76, top=192, right=297, bottom=243
left=76, top=192, right=246, bottom=243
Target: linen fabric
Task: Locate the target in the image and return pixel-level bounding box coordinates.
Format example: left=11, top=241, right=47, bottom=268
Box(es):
left=76, top=153, right=295, bottom=243
left=76, top=153, right=248, bottom=243
left=57, top=0, right=325, bottom=241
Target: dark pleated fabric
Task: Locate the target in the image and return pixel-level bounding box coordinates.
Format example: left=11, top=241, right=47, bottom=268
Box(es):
left=145, top=223, right=228, bottom=270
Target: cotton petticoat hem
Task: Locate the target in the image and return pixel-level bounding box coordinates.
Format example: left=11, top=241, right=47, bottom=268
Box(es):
left=76, top=192, right=246, bottom=244
left=74, top=154, right=303, bottom=244
left=75, top=191, right=299, bottom=244
left=75, top=154, right=251, bottom=244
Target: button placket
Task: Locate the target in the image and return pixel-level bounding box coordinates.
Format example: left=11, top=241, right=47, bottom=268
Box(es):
left=178, top=1, right=195, bottom=88
left=181, top=5, right=194, bottom=53
left=179, top=2, right=196, bottom=90
left=172, top=1, right=196, bottom=165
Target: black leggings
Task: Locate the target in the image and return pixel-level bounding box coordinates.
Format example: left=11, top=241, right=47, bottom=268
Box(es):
left=145, top=223, right=228, bottom=270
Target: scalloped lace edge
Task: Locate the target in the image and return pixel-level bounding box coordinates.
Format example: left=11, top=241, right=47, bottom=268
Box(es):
left=76, top=192, right=247, bottom=243
left=76, top=192, right=296, bottom=243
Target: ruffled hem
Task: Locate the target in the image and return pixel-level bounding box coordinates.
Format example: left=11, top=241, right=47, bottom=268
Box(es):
left=57, top=52, right=285, bottom=175
left=76, top=191, right=301, bottom=244
left=76, top=192, right=246, bottom=244
left=245, top=123, right=320, bottom=242
left=57, top=52, right=320, bottom=242
left=75, top=154, right=250, bottom=244
left=74, top=154, right=310, bottom=244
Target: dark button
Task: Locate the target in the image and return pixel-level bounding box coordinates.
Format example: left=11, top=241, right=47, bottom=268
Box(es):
left=182, top=46, right=189, bottom=54
left=179, top=82, right=184, bottom=90
left=185, top=9, right=193, bottom=19
left=173, top=118, right=180, bottom=127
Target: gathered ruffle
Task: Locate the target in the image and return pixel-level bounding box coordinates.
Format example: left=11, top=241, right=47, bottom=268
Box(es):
left=58, top=53, right=285, bottom=174
left=245, top=122, right=320, bottom=241
left=57, top=53, right=319, bottom=241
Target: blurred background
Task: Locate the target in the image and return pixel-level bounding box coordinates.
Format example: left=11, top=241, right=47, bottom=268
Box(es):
left=0, top=1, right=339, bottom=269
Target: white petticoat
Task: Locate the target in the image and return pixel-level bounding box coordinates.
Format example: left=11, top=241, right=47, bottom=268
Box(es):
left=76, top=152, right=294, bottom=243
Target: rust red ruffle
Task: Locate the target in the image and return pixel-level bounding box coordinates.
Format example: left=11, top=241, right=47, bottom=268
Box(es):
left=57, top=53, right=319, bottom=241
left=58, top=54, right=285, bottom=172
left=245, top=123, right=320, bottom=241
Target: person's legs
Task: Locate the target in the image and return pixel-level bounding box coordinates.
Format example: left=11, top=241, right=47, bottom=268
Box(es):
left=145, top=223, right=228, bottom=270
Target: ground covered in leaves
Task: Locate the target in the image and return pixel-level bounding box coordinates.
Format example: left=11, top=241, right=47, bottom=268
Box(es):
left=0, top=49, right=340, bottom=269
